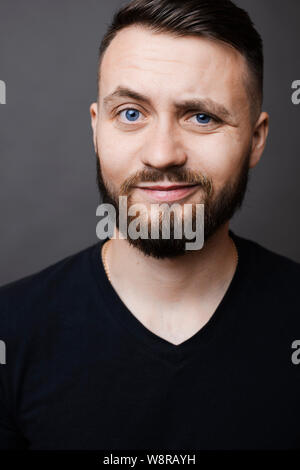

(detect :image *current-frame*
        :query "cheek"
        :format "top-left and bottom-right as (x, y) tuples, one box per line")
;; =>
(191, 131), (250, 190)
(97, 123), (134, 186)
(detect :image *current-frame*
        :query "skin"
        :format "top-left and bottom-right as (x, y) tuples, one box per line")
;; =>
(90, 25), (269, 346)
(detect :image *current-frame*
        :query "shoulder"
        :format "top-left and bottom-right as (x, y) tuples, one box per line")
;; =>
(232, 230), (300, 278)
(231, 230), (300, 313)
(0, 242), (100, 338)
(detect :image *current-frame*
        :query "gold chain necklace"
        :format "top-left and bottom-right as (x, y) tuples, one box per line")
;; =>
(101, 239), (112, 283)
(231, 236), (239, 269)
(101, 236), (239, 284)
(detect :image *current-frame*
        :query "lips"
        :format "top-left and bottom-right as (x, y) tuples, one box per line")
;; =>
(136, 184), (198, 190)
(134, 184), (200, 202)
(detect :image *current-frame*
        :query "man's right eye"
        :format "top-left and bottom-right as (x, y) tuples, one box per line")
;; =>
(117, 108), (143, 123)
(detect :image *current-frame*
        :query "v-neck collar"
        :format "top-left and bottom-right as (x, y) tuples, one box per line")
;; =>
(91, 229), (250, 367)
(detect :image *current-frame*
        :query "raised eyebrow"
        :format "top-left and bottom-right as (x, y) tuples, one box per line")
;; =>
(103, 87), (150, 109)
(103, 86), (233, 121)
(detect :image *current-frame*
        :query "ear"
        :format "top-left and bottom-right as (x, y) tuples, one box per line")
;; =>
(90, 102), (98, 152)
(249, 111), (269, 169)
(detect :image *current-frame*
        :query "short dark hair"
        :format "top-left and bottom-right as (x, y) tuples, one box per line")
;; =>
(97, 0), (263, 120)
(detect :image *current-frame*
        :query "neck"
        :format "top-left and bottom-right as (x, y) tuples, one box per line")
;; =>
(106, 222), (237, 306)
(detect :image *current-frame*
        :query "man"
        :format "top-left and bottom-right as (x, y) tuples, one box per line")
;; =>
(0, 0), (299, 451)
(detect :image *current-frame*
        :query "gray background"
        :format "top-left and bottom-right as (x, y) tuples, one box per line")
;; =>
(0, 0), (299, 286)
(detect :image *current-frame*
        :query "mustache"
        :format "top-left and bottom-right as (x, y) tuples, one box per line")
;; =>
(119, 168), (213, 196)
(94, 147), (213, 197)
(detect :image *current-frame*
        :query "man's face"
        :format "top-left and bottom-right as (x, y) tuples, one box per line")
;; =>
(91, 26), (267, 259)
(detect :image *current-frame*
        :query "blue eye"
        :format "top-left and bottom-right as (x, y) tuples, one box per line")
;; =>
(120, 108), (141, 122)
(195, 113), (211, 124)
(117, 108), (214, 126)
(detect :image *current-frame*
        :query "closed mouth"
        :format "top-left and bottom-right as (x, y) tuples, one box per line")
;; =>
(135, 184), (199, 191)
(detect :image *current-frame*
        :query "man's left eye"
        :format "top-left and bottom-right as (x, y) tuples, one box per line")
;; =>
(191, 113), (212, 125)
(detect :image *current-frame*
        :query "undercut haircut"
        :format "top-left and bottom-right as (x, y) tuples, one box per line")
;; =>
(97, 0), (264, 122)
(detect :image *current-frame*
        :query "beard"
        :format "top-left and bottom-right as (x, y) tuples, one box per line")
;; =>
(95, 146), (251, 259)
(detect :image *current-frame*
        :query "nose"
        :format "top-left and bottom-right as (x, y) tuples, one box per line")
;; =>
(140, 118), (187, 170)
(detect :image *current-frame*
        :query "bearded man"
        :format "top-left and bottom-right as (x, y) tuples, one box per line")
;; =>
(1, 0), (300, 451)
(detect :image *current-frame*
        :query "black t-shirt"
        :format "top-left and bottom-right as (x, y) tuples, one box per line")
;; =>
(0, 229), (300, 450)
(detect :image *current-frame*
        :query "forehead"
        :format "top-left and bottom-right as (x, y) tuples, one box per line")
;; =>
(99, 25), (249, 113)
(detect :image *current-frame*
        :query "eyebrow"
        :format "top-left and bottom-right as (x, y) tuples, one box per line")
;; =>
(102, 86), (235, 122)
